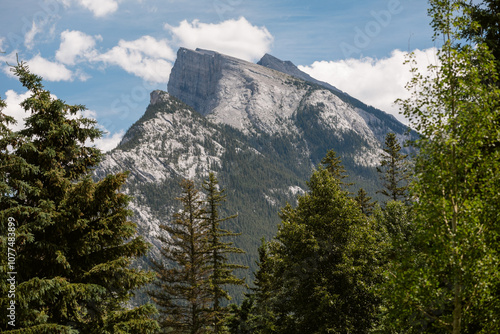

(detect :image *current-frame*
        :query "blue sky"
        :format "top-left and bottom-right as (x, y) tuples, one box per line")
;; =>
(1, 0), (436, 151)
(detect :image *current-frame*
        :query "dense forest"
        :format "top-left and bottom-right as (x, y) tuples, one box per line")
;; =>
(1, 0), (500, 333)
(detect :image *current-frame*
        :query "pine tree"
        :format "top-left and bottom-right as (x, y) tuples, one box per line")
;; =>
(202, 172), (247, 333)
(150, 179), (212, 333)
(376, 132), (410, 202)
(354, 188), (376, 216)
(0, 62), (159, 333)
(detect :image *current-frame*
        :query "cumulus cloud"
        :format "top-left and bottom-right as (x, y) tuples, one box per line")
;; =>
(2, 90), (32, 132)
(27, 55), (74, 82)
(96, 36), (175, 83)
(77, 0), (119, 17)
(56, 30), (101, 65)
(166, 17), (274, 62)
(298, 48), (439, 124)
(90, 130), (124, 152)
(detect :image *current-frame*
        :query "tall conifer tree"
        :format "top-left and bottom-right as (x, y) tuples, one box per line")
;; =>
(202, 172), (247, 333)
(376, 132), (410, 202)
(150, 179), (212, 333)
(355, 188), (376, 216)
(0, 62), (158, 333)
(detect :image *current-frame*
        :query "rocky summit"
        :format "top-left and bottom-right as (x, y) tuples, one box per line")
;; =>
(96, 47), (414, 299)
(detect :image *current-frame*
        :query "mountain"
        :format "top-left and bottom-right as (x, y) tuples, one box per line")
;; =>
(96, 47), (414, 301)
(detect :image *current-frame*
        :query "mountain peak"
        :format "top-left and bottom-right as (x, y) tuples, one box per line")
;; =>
(150, 90), (171, 106)
(257, 53), (342, 94)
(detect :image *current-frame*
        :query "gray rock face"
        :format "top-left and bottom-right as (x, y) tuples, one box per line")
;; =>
(257, 53), (342, 93)
(167, 48), (223, 116)
(150, 89), (171, 106)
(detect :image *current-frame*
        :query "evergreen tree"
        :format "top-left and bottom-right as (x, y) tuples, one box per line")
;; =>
(268, 166), (384, 333)
(203, 172), (247, 333)
(384, 1), (500, 332)
(0, 62), (158, 333)
(247, 239), (276, 334)
(320, 149), (351, 187)
(376, 132), (410, 202)
(150, 179), (211, 333)
(354, 188), (376, 216)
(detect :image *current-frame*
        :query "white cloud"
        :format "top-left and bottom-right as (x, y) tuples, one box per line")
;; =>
(2, 92), (123, 152)
(97, 36), (175, 83)
(24, 21), (43, 50)
(81, 109), (124, 152)
(2, 90), (32, 132)
(27, 55), (74, 81)
(56, 30), (100, 65)
(90, 130), (124, 152)
(298, 48), (439, 124)
(166, 17), (274, 62)
(77, 0), (118, 17)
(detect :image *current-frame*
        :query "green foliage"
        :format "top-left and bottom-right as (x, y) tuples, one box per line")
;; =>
(0, 62), (158, 333)
(376, 133), (410, 202)
(461, 0), (500, 73)
(355, 188), (377, 216)
(320, 149), (350, 186)
(384, 1), (500, 332)
(256, 160), (385, 334)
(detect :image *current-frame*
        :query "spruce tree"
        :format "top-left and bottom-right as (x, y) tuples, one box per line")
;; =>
(268, 165), (384, 333)
(0, 62), (158, 333)
(202, 172), (247, 333)
(149, 179), (211, 333)
(376, 132), (410, 202)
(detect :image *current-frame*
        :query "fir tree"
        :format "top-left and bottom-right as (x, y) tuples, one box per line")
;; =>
(0, 62), (158, 333)
(150, 179), (211, 334)
(354, 188), (376, 216)
(376, 132), (410, 202)
(202, 172), (247, 333)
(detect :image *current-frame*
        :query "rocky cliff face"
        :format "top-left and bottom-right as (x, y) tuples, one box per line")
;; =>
(167, 48), (223, 116)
